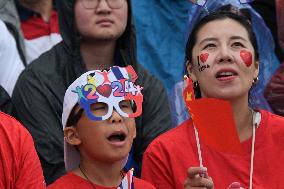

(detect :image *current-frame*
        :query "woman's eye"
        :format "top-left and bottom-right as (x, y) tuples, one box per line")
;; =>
(203, 43), (216, 50)
(232, 42), (244, 47)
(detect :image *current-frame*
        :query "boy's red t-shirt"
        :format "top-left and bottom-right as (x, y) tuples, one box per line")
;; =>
(0, 112), (45, 189)
(48, 172), (156, 189)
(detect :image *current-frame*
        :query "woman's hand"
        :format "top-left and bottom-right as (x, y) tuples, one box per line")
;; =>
(184, 167), (214, 189)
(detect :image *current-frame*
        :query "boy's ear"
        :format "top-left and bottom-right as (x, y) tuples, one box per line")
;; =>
(64, 127), (81, 146)
(186, 60), (197, 82)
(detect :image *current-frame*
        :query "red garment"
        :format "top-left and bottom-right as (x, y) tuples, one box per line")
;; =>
(0, 112), (45, 189)
(47, 172), (156, 189)
(142, 110), (284, 189)
(20, 10), (62, 63)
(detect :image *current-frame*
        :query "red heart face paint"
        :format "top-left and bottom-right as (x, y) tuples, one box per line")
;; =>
(240, 50), (252, 67)
(199, 53), (209, 63)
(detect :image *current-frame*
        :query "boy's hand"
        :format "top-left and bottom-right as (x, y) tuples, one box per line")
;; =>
(184, 167), (214, 189)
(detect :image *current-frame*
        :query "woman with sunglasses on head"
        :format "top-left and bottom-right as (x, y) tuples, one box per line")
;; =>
(141, 5), (284, 189)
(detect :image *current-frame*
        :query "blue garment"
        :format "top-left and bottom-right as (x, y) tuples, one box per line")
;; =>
(132, 0), (192, 92)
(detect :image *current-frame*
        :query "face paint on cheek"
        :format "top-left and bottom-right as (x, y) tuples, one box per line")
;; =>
(199, 53), (209, 64)
(199, 65), (210, 72)
(240, 50), (253, 67)
(197, 54), (210, 72)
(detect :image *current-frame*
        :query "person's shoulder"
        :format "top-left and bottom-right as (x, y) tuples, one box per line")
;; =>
(133, 177), (156, 189)
(15, 43), (66, 87)
(145, 119), (193, 152)
(260, 109), (284, 124)
(0, 112), (34, 149)
(259, 109), (284, 136)
(135, 64), (157, 81)
(22, 42), (65, 75)
(135, 64), (163, 87)
(0, 112), (28, 134)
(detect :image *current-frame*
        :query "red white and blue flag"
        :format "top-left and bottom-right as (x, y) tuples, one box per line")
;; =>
(118, 169), (134, 189)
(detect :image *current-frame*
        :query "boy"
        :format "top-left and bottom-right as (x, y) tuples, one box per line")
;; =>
(48, 66), (155, 189)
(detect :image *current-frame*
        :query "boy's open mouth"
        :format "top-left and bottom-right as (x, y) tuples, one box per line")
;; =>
(107, 132), (126, 142)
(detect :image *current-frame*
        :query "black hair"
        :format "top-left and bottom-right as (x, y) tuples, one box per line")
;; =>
(185, 5), (259, 98)
(66, 104), (83, 127)
(186, 5), (259, 62)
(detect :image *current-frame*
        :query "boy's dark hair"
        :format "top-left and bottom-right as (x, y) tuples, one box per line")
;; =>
(66, 104), (83, 127)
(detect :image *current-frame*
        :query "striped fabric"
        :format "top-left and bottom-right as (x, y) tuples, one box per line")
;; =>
(118, 169), (134, 189)
(20, 10), (62, 63)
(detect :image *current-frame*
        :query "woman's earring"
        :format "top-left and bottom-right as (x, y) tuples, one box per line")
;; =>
(184, 74), (198, 88)
(253, 76), (259, 84)
(193, 81), (199, 88)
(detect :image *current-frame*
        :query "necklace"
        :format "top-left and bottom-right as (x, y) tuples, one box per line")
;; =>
(79, 164), (124, 189)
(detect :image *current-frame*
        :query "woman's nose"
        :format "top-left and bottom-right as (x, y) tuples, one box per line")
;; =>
(217, 46), (233, 64)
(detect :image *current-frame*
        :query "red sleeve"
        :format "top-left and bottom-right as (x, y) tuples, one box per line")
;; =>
(141, 141), (175, 189)
(0, 113), (45, 189)
(15, 129), (46, 189)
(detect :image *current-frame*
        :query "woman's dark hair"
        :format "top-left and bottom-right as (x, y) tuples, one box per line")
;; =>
(185, 5), (259, 99)
(185, 5), (259, 62)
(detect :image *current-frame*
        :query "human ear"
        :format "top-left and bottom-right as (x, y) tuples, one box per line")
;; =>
(186, 60), (197, 82)
(64, 127), (82, 146)
(253, 60), (260, 79)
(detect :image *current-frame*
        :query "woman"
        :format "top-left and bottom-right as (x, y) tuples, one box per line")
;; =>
(141, 5), (284, 189)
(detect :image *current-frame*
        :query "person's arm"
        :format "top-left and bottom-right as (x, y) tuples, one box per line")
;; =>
(0, 20), (25, 96)
(15, 125), (46, 189)
(134, 64), (172, 175)
(12, 68), (66, 185)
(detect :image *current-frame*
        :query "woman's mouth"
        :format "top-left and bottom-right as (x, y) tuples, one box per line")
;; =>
(215, 70), (238, 81)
